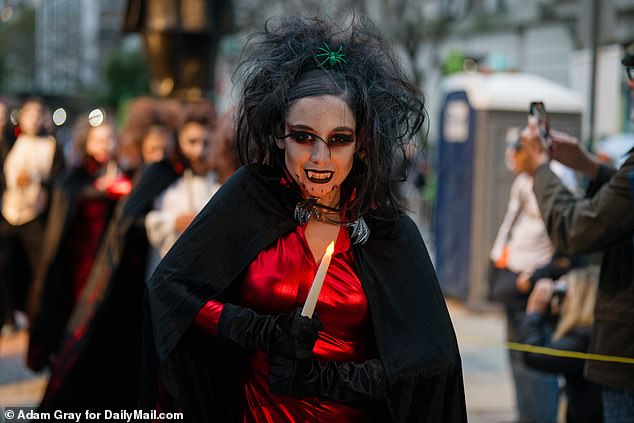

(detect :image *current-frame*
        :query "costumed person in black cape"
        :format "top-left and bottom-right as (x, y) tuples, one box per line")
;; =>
(27, 110), (182, 413)
(145, 100), (220, 279)
(118, 97), (178, 179)
(27, 114), (130, 371)
(141, 16), (466, 422)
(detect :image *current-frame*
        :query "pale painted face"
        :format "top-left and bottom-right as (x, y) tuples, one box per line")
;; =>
(178, 122), (211, 175)
(85, 124), (116, 164)
(276, 95), (356, 208)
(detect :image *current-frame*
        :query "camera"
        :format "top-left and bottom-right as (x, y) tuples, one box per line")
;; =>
(529, 101), (551, 149)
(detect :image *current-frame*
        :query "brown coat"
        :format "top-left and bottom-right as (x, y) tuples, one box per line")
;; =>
(533, 152), (634, 391)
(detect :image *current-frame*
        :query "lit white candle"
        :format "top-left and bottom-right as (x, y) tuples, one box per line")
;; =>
(301, 241), (335, 318)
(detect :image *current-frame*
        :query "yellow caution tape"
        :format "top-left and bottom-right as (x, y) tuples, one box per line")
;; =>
(506, 342), (634, 365)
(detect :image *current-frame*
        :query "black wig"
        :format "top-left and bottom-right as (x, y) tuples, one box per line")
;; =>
(234, 15), (426, 220)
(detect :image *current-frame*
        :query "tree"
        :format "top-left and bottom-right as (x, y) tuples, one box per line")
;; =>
(380, 0), (455, 88)
(232, 0), (362, 30)
(0, 5), (36, 93)
(99, 44), (151, 109)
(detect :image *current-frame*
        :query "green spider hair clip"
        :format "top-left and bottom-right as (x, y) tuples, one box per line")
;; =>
(315, 42), (347, 68)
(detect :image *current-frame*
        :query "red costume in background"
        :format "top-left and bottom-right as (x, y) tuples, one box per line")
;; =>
(67, 198), (110, 300)
(195, 224), (371, 422)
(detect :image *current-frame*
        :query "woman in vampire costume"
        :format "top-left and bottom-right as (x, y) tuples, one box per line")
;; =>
(141, 16), (466, 422)
(27, 116), (130, 373)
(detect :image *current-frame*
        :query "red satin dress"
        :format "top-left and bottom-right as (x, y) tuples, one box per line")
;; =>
(195, 224), (372, 423)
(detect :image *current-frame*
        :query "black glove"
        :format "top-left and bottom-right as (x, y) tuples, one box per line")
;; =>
(268, 355), (389, 401)
(216, 304), (321, 359)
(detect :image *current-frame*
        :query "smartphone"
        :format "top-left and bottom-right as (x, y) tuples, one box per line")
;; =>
(529, 101), (551, 149)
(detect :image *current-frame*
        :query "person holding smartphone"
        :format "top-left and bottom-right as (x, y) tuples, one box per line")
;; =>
(520, 44), (634, 423)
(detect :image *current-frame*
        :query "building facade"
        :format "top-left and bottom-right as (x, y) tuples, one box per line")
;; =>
(35, 0), (126, 95)
(362, 0), (634, 141)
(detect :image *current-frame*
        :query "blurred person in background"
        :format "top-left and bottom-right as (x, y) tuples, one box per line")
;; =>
(0, 97), (8, 223)
(26, 115), (130, 372)
(399, 142), (428, 232)
(519, 265), (603, 423)
(0, 97), (9, 159)
(145, 100), (220, 277)
(209, 106), (240, 184)
(26, 99), (211, 413)
(520, 44), (634, 423)
(0, 97), (64, 334)
(0, 97), (10, 331)
(0, 97), (8, 201)
(118, 97), (177, 178)
(490, 129), (580, 423)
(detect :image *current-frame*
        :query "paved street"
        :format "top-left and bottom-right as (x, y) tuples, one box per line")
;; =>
(0, 300), (517, 422)
(450, 300), (517, 423)
(0, 330), (47, 409)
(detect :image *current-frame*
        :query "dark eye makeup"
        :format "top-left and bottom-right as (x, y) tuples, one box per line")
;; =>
(281, 131), (354, 147)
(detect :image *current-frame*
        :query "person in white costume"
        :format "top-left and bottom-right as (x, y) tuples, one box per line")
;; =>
(0, 97), (64, 332)
(145, 102), (220, 277)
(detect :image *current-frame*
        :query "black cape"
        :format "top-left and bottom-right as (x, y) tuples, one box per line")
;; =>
(33, 159), (181, 411)
(142, 164), (467, 422)
(27, 163), (118, 371)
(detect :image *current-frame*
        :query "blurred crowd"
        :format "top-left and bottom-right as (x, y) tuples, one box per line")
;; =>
(0, 95), (239, 409)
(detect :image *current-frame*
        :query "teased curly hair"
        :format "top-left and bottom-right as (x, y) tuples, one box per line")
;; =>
(235, 15), (426, 220)
(180, 100), (216, 129)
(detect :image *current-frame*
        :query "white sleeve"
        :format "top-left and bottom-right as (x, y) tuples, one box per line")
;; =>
(145, 190), (180, 258)
(490, 175), (523, 261)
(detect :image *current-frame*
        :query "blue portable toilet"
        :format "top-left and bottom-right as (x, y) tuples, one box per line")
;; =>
(433, 72), (583, 304)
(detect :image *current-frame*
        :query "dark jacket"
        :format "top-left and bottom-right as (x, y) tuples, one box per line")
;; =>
(533, 152), (634, 391)
(141, 164), (467, 422)
(519, 313), (603, 423)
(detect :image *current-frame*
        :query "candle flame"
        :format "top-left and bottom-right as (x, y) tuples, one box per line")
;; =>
(325, 240), (335, 255)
